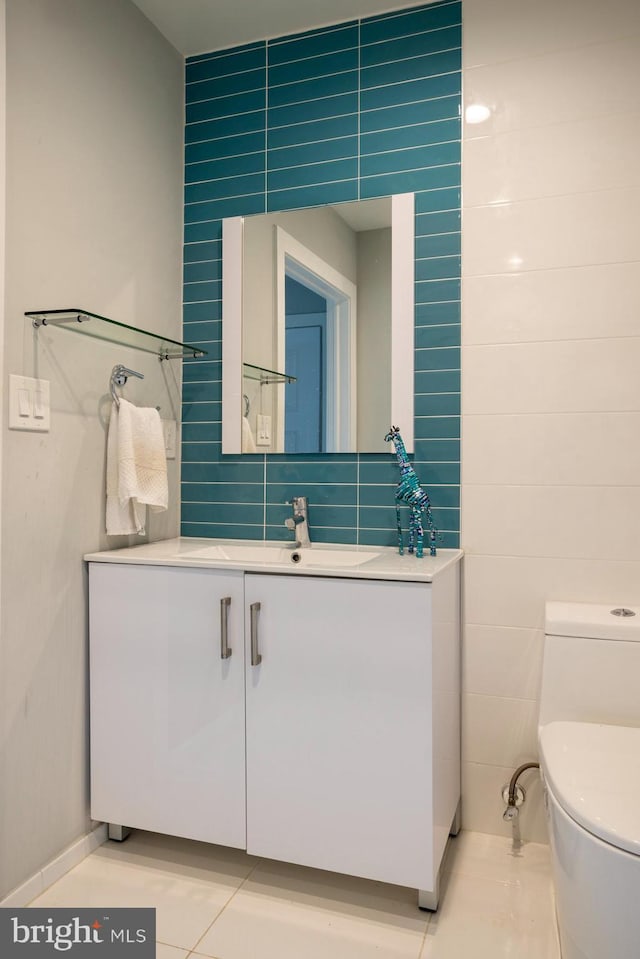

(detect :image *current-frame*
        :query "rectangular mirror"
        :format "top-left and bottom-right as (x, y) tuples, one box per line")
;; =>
(222, 193), (414, 455)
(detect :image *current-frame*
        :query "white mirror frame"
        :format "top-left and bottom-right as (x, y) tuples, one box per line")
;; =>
(222, 192), (414, 455)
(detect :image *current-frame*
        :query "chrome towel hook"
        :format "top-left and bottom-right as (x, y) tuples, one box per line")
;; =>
(110, 364), (144, 408)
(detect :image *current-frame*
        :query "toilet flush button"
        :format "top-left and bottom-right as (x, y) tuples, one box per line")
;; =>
(611, 608), (636, 617)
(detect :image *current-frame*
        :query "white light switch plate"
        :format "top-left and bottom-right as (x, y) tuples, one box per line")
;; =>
(257, 414), (271, 445)
(162, 419), (177, 459)
(9, 375), (50, 431)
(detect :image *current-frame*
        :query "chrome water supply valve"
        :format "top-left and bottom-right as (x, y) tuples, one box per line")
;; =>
(501, 762), (540, 822)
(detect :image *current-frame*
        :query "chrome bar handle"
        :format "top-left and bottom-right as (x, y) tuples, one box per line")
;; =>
(250, 602), (262, 666)
(220, 596), (232, 660)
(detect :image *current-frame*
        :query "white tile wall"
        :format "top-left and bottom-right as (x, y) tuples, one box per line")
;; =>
(463, 339), (640, 414)
(461, 0), (640, 840)
(464, 555), (640, 629)
(464, 189), (640, 276)
(463, 262), (640, 344)
(463, 413), (640, 487)
(463, 624), (543, 700)
(463, 485), (640, 560)
(463, 0), (640, 67)
(462, 693), (539, 766)
(464, 36), (640, 134)
(464, 114), (640, 207)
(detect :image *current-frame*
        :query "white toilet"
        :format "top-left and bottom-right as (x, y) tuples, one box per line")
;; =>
(539, 601), (640, 959)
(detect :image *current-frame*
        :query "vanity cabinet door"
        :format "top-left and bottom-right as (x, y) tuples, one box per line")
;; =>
(244, 573), (435, 890)
(89, 563), (246, 848)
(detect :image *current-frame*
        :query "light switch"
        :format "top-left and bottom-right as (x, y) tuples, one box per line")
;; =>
(162, 419), (177, 459)
(18, 389), (31, 418)
(257, 414), (271, 446)
(34, 390), (46, 419)
(9, 375), (50, 431)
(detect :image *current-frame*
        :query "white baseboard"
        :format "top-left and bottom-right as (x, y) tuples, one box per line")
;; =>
(0, 823), (108, 907)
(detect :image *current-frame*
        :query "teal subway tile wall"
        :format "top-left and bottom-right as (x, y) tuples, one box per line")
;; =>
(181, 0), (461, 548)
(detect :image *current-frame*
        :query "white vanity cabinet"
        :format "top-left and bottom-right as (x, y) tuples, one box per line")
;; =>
(244, 573), (459, 895)
(88, 548), (460, 907)
(89, 563), (246, 848)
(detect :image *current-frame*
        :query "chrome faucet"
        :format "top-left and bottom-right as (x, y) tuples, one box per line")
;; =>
(284, 496), (311, 548)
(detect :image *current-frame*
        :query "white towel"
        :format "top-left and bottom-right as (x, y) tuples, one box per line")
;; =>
(106, 398), (168, 536)
(242, 415), (257, 453)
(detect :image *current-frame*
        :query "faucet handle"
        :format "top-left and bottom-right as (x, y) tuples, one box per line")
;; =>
(284, 517), (296, 531)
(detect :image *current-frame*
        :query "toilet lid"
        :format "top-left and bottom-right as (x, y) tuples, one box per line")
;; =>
(540, 721), (640, 857)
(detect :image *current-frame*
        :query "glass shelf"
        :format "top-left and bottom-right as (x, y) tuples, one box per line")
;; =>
(25, 308), (208, 360)
(243, 362), (296, 385)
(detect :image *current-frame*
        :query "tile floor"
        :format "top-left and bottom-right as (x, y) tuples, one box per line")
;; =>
(29, 829), (560, 958)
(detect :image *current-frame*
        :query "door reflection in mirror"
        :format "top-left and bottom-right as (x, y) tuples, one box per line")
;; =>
(221, 193), (415, 455)
(284, 276), (326, 453)
(276, 229), (357, 453)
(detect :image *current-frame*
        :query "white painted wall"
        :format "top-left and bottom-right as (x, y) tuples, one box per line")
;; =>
(356, 228), (391, 451)
(461, 0), (640, 841)
(0, 0), (183, 898)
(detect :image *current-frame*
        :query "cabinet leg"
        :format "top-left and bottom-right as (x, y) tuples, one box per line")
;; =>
(108, 824), (132, 842)
(449, 798), (462, 837)
(418, 874), (439, 912)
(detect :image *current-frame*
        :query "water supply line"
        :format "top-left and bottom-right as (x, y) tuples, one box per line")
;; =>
(502, 762), (540, 822)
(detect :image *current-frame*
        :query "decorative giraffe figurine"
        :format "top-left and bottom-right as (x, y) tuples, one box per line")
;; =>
(384, 425), (438, 558)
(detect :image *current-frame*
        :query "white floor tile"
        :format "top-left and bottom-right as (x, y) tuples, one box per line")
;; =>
(25, 829), (560, 959)
(156, 945), (190, 959)
(444, 830), (553, 888)
(194, 858), (430, 959)
(29, 831), (259, 951)
(420, 863), (559, 958)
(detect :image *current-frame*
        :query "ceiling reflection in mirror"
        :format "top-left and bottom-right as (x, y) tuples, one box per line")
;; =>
(222, 193), (414, 455)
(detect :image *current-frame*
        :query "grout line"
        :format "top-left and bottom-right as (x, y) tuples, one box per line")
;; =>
(188, 857), (264, 956)
(417, 909), (432, 958)
(356, 454), (361, 544)
(262, 456), (267, 536)
(357, 17), (361, 197)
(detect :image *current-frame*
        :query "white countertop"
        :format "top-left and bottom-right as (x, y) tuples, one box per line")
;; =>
(85, 537), (463, 583)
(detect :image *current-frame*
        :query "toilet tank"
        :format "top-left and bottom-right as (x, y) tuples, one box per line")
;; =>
(540, 602), (640, 729)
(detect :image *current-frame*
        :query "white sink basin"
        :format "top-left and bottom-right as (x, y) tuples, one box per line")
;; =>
(185, 544), (288, 563)
(181, 542), (380, 569)
(294, 547), (379, 568)
(179, 545), (229, 560)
